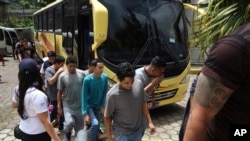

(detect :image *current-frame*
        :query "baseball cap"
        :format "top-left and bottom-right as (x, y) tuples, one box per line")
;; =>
(19, 58), (39, 73)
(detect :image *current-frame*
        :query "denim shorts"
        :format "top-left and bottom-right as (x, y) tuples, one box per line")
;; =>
(114, 129), (143, 141)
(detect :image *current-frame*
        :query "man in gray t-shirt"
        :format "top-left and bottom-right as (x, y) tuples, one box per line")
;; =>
(45, 55), (65, 129)
(135, 56), (166, 105)
(57, 56), (85, 141)
(135, 56), (166, 134)
(104, 62), (155, 141)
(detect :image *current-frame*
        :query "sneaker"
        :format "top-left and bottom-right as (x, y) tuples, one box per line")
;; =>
(99, 128), (104, 134)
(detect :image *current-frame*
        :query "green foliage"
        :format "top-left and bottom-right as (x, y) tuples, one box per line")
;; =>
(191, 0), (250, 56)
(8, 0), (48, 9)
(0, 16), (33, 27)
(1, 0), (49, 27)
(20, 0), (31, 8)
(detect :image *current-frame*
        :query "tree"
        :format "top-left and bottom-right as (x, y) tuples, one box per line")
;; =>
(190, 0), (250, 56)
(0, 0), (51, 27)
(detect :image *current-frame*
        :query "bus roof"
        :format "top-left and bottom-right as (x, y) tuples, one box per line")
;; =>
(33, 0), (65, 15)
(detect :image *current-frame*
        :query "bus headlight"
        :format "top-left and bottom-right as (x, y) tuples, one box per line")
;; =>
(108, 79), (116, 90)
(180, 75), (189, 84)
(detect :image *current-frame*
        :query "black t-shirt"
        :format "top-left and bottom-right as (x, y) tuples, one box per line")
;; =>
(15, 43), (22, 51)
(202, 23), (250, 141)
(18, 46), (36, 59)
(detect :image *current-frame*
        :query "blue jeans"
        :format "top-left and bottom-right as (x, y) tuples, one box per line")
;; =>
(88, 107), (101, 141)
(114, 129), (143, 141)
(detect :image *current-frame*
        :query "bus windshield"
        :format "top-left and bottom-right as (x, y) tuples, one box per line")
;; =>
(97, 0), (188, 70)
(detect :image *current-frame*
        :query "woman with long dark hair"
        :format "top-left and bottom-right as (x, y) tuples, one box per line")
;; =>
(12, 58), (61, 141)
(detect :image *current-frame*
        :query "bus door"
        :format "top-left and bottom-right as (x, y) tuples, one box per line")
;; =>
(62, 16), (75, 56)
(62, 1), (76, 60)
(77, 3), (94, 70)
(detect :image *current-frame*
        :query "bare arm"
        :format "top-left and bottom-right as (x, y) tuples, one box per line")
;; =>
(143, 101), (156, 134)
(144, 74), (164, 93)
(48, 67), (64, 85)
(183, 73), (233, 141)
(40, 73), (45, 81)
(57, 90), (63, 116)
(144, 82), (156, 93)
(18, 53), (22, 62)
(104, 116), (114, 141)
(144, 74), (164, 108)
(37, 112), (61, 141)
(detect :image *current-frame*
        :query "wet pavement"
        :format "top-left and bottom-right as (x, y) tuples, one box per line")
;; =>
(0, 56), (192, 141)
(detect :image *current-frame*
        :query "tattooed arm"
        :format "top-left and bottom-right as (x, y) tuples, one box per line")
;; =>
(183, 73), (233, 141)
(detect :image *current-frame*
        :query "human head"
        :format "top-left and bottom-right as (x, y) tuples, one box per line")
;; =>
(19, 58), (40, 74)
(36, 58), (44, 70)
(53, 55), (65, 69)
(18, 58), (43, 119)
(22, 39), (29, 48)
(87, 59), (96, 74)
(148, 56), (166, 77)
(19, 39), (23, 43)
(91, 58), (104, 77)
(66, 55), (77, 74)
(47, 51), (56, 64)
(116, 62), (135, 90)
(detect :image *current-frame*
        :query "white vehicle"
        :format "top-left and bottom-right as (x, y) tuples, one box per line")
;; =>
(0, 27), (7, 56)
(5, 27), (19, 54)
(0, 26), (17, 56)
(0, 26), (33, 56)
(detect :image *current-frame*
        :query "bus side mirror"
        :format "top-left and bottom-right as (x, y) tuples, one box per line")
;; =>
(90, 0), (108, 51)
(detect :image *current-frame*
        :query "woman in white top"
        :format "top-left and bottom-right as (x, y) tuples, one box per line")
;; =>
(12, 58), (61, 141)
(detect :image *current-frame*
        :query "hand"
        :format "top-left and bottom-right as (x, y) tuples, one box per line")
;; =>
(84, 115), (90, 125)
(57, 67), (64, 73)
(106, 137), (114, 141)
(149, 122), (156, 135)
(52, 137), (61, 141)
(152, 74), (164, 86)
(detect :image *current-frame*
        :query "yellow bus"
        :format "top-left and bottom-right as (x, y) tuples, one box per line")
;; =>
(33, 0), (190, 109)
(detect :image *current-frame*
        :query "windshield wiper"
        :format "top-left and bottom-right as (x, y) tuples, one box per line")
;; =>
(133, 0), (180, 66)
(133, 22), (152, 66)
(152, 19), (179, 66)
